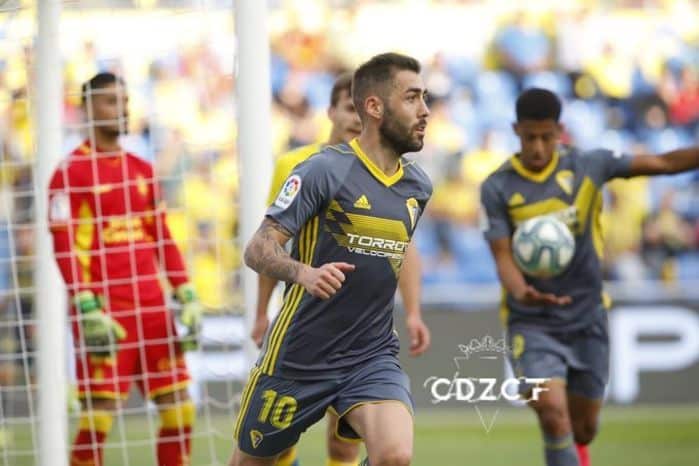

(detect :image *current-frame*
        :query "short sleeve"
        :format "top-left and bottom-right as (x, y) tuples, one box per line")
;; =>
(480, 178), (512, 241)
(584, 149), (633, 184)
(266, 157), (295, 206)
(266, 157), (332, 236)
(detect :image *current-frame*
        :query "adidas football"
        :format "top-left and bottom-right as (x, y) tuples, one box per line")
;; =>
(512, 215), (575, 279)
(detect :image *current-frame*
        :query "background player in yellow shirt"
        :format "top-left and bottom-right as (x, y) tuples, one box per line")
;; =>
(252, 72), (431, 466)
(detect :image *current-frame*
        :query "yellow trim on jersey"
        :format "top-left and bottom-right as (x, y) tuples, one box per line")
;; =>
(509, 198), (569, 225)
(268, 217), (319, 374)
(510, 151), (560, 183)
(260, 216), (320, 375)
(267, 143), (323, 205)
(233, 366), (262, 440)
(349, 139), (404, 187)
(75, 201), (95, 283)
(261, 284), (303, 374)
(508, 176), (600, 238)
(573, 177), (597, 235)
(590, 188), (605, 259)
(259, 222), (308, 374)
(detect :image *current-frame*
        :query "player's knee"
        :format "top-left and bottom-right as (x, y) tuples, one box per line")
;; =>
(328, 436), (360, 462)
(534, 403), (570, 437)
(572, 420), (598, 445)
(372, 446), (412, 466)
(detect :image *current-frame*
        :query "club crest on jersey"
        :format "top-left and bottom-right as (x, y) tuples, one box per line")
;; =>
(406, 198), (420, 230)
(274, 174), (302, 210)
(556, 170), (574, 196)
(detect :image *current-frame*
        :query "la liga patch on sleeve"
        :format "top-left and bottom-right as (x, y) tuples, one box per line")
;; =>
(274, 174), (302, 210)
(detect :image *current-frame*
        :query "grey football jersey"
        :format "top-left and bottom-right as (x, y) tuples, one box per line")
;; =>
(480, 146), (633, 331)
(260, 139), (432, 379)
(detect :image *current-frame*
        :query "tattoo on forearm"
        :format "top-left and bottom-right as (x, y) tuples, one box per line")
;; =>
(244, 219), (301, 283)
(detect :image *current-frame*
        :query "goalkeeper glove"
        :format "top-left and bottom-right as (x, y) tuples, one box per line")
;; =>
(75, 291), (126, 357)
(175, 283), (203, 351)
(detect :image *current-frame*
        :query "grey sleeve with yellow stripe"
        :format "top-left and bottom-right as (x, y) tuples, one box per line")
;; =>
(266, 156), (333, 237)
(480, 177), (513, 241)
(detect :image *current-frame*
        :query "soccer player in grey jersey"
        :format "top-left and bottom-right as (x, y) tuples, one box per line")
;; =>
(229, 53), (432, 466)
(481, 88), (699, 466)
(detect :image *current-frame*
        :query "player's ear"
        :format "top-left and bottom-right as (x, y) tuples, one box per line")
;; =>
(512, 122), (520, 137)
(365, 95), (383, 120)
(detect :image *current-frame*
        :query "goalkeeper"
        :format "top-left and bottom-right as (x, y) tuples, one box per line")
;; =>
(48, 72), (202, 466)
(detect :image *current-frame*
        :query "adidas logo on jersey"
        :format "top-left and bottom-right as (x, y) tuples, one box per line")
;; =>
(250, 429), (264, 448)
(354, 194), (372, 210)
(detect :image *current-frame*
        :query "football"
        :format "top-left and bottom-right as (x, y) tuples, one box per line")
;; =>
(512, 215), (575, 279)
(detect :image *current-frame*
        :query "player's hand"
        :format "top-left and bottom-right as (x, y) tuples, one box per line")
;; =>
(405, 314), (431, 357)
(515, 285), (572, 307)
(251, 315), (269, 348)
(175, 283), (203, 351)
(297, 262), (355, 300)
(76, 291), (126, 357)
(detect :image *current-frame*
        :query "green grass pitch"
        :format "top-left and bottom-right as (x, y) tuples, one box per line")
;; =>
(5, 405), (699, 465)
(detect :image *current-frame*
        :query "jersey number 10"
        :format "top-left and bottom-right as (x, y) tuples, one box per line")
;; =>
(257, 390), (298, 429)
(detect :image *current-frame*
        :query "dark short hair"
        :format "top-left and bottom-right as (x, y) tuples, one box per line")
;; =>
(81, 72), (124, 106)
(351, 52), (421, 119)
(516, 88), (562, 122)
(329, 72), (353, 108)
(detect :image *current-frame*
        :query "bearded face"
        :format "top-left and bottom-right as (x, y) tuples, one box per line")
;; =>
(379, 104), (425, 155)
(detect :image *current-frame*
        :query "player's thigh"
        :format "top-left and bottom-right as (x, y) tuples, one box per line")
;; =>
(529, 379), (572, 436)
(228, 446), (278, 466)
(567, 315), (609, 401)
(234, 367), (334, 458)
(333, 356), (413, 461)
(342, 401), (413, 464)
(326, 409), (361, 461)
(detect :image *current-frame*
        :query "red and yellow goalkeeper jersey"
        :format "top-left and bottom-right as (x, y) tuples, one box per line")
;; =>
(48, 141), (188, 307)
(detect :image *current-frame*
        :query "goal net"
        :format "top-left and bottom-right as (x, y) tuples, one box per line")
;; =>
(0, 1), (260, 465)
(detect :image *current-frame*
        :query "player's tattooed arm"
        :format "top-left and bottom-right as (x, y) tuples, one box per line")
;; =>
(245, 218), (356, 299)
(244, 217), (300, 283)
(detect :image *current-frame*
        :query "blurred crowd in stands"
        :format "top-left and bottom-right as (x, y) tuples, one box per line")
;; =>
(0, 0), (697, 326)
